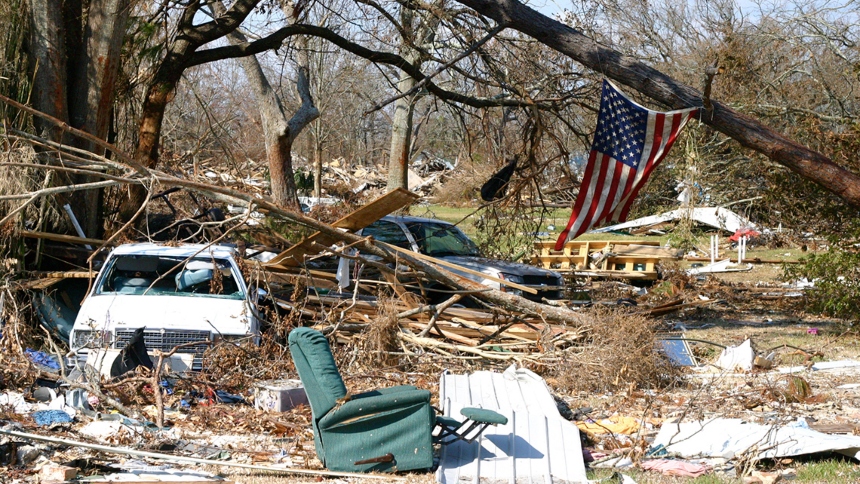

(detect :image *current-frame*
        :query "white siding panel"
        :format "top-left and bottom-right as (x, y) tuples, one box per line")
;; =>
(437, 367), (587, 484)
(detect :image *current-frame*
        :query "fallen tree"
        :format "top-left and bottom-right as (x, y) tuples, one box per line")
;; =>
(453, 0), (860, 208)
(0, 95), (588, 328)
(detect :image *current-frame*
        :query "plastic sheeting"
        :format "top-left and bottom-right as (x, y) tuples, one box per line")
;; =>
(653, 418), (860, 460)
(591, 207), (755, 234)
(714, 339), (755, 371)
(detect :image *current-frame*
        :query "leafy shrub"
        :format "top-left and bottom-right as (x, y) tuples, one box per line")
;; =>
(784, 242), (860, 320)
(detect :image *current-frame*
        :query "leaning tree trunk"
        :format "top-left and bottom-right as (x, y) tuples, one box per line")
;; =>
(117, 0), (262, 222)
(119, 55), (188, 221)
(455, 0), (860, 208)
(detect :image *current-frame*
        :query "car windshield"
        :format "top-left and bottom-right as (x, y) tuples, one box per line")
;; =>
(96, 255), (244, 299)
(405, 221), (481, 257)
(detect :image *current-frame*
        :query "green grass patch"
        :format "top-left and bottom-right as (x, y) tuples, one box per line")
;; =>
(795, 458), (860, 483)
(587, 458), (860, 483)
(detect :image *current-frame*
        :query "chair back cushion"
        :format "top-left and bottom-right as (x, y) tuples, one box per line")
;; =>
(288, 327), (348, 418)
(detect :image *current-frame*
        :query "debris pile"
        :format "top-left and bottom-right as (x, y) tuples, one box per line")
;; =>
(2, 101), (858, 483)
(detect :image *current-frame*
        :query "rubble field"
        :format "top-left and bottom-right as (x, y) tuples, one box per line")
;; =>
(3, 256), (860, 484)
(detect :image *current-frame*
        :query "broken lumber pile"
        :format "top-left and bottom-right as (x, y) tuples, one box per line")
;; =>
(532, 240), (682, 280)
(271, 292), (587, 363)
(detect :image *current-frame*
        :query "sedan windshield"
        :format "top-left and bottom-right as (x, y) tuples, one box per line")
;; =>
(96, 255), (244, 299)
(405, 222), (481, 257)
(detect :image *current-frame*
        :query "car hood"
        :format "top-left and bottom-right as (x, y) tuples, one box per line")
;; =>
(74, 294), (252, 334)
(438, 255), (560, 279)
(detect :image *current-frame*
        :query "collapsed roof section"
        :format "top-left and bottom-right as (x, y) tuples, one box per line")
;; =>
(590, 207), (756, 235)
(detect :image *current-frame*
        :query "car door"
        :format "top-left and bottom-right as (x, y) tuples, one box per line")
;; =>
(353, 220), (420, 291)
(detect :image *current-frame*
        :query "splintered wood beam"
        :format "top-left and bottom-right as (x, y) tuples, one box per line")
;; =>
(19, 230), (111, 247)
(264, 188), (419, 268)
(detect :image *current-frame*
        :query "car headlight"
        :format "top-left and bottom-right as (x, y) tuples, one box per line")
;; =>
(499, 273), (524, 284)
(498, 273), (524, 295)
(72, 330), (113, 349)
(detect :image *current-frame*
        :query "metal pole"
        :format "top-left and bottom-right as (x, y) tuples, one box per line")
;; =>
(63, 203), (93, 251)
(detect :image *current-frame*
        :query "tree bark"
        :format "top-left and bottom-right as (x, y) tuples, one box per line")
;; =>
(454, 0), (860, 208)
(313, 134), (323, 198)
(219, 0), (318, 211)
(119, 0), (264, 221)
(386, 4), (444, 192)
(386, 74), (417, 191)
(68, 0), (131, 237)
(28, 0), (68, 143)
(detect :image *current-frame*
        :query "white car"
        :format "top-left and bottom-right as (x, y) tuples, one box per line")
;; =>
(69, 243), (260, 371)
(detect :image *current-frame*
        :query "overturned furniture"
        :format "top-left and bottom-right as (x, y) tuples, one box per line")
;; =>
(288, 327), (507, 473)
(532, 240), (681, 280)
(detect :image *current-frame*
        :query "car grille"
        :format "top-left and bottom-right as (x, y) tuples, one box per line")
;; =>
(521, 275), (564, 301)
(114, 329), (211, 357)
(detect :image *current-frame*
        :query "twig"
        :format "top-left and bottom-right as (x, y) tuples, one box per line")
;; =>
(151, 340), (213, 428)
(0, 93), (139, 169)
(702, 61), (722, 111)
(418, 294), (463, 337)
(88, 178), (154, 263)
(364, 24), (509, 114)
(0, 180), (120, 225)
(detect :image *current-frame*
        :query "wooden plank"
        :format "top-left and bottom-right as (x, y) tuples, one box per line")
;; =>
(379, 242), (538, 295)
(19, 278), (63, 290)
(19, 230), (109, 247)
(18, 271), (95, 290)
(613, 245), (682, 258)
(265, 188), (419, 268)
(572, 270), (651, 279)
(406, 322), (478, 346)
(533, 240), (659, 250)
(31, 271), (94, 278)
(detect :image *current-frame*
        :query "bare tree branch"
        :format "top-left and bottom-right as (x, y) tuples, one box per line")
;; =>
(187, 24), (545, 109)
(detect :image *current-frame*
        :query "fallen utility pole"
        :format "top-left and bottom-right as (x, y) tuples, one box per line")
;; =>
(0, 428), (400, 481)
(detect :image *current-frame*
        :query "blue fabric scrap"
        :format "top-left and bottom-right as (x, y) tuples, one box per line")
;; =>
(32, 409), (73, 426)
(215, 390), (246, 404)
(26, 349), (61, 370)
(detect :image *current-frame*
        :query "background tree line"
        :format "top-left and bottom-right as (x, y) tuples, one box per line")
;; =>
(0, 0), (857, 242)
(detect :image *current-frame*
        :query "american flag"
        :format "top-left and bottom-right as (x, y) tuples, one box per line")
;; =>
(555, 80), (698, 250)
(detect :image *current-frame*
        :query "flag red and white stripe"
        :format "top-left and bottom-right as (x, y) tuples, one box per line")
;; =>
(555, 80), (698, 250)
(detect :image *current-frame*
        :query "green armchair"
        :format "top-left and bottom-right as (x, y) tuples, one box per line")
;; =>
(288, 327), (435, 472)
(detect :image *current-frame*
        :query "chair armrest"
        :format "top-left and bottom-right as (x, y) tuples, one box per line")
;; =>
(320, 389), (430, 430)
(352, 385), (418, 399)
